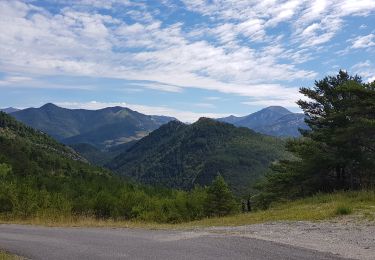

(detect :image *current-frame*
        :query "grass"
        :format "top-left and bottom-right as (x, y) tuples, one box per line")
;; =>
(0, 251), (23, 260)
(1, 191), (374, 229)
(180, 190), (375, 228)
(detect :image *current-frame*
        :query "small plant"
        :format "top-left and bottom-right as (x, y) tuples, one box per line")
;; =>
(335, 205), (352, 216)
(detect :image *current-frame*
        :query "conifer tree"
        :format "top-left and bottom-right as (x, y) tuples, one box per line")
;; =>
(255, 71), (375, 207)
(205, 175), (237, 217)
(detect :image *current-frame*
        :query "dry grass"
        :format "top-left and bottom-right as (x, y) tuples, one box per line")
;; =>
(0, 251), (23, 260)
(184, 190), (375, 227)
(1, 191), (374, 230)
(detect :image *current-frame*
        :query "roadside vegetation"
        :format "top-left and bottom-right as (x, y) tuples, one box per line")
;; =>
(189, 190), (375, 227)
(2, 190), (374, 229)
(0, 251), (23, 260)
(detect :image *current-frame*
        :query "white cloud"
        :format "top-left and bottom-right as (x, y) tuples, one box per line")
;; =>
(0, 0), (316, 107)
(182, 0), (375, 49)
(131, 82), (183, 93)
(193, 103), (216, 108)
(0, 74), (94, 90)
(242, 99), (299, 108)
(350, 34), (375, 49)
(205, 96), (221, 100)
(0, 0), (375, 110)
(351, 60), (375, 82)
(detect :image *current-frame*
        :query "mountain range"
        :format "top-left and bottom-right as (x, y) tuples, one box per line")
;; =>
(2, 104), (295, 195)
(10, 103), (175, 149)
(218, 106), (308, 137)
(0, 107), (20, 113)
(107, 118), (287, 195)
(4, 104), (306, 172)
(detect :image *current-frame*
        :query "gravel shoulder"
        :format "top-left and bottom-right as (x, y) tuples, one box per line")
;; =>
(202, 220), (375, 260)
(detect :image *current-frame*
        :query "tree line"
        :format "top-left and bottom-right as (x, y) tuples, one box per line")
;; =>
(0, 161), (238, 223)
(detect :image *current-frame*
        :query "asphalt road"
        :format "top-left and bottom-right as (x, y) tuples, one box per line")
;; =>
(0, 224), (347, 260)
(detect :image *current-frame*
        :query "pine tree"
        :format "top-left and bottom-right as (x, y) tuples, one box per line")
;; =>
(297, 70), (375, 189)
(205, 175), (237, 217)
(255, 71), (375, 208)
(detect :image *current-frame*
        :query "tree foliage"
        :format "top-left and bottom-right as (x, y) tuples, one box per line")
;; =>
(205, 175), (237, 217)
(255, 71), (375, 207)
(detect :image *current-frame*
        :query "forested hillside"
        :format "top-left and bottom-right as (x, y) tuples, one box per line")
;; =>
(0, 112), (238, 222)
(108, 118), (287, 195)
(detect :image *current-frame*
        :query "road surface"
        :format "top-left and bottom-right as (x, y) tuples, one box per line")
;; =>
(0, 224), (347, 260)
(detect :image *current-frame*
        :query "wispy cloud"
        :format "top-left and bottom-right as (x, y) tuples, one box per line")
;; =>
(350, 34), (375, 49)
(0, 0), (375, 116)
(351, 60), (375, 82)
(0, 0), (314, 101)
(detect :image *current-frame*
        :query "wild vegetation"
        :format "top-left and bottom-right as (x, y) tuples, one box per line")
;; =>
(255, 71), (375, 208)
(2, 190), (374, 228)
(0, 112), (240, 223)
(0, 250), (22, 260)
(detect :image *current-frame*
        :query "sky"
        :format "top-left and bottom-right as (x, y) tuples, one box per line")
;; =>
(0, 0), (374, 122)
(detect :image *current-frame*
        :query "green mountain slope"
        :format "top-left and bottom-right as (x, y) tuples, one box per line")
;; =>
(108, 118), (287, 195)
(0, 112), (86, 166)
(0, 112), (116, 217)
(11, 103), (175, 148)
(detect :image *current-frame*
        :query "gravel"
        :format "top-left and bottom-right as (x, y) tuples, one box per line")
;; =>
(203, 220), (375, 260)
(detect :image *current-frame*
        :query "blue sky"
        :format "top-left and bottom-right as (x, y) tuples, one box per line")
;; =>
(0, 0), (374, 121)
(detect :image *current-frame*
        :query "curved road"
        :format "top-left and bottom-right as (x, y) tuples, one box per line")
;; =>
(0, 224), (347, 260)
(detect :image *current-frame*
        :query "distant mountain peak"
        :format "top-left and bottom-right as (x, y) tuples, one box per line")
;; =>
(217, 106), (307, 137)
(261, 106), (292, 114)
(102, 106), (128, 113)
(0, 107), (20, 114)
(40, 103), (60, 110)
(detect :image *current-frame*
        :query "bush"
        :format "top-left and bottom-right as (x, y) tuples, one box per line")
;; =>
(335, 205), (352, 215)
(0, 195), (13, 213)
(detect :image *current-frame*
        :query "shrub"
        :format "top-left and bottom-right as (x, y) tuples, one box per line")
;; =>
(335, 205), (352, 215)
